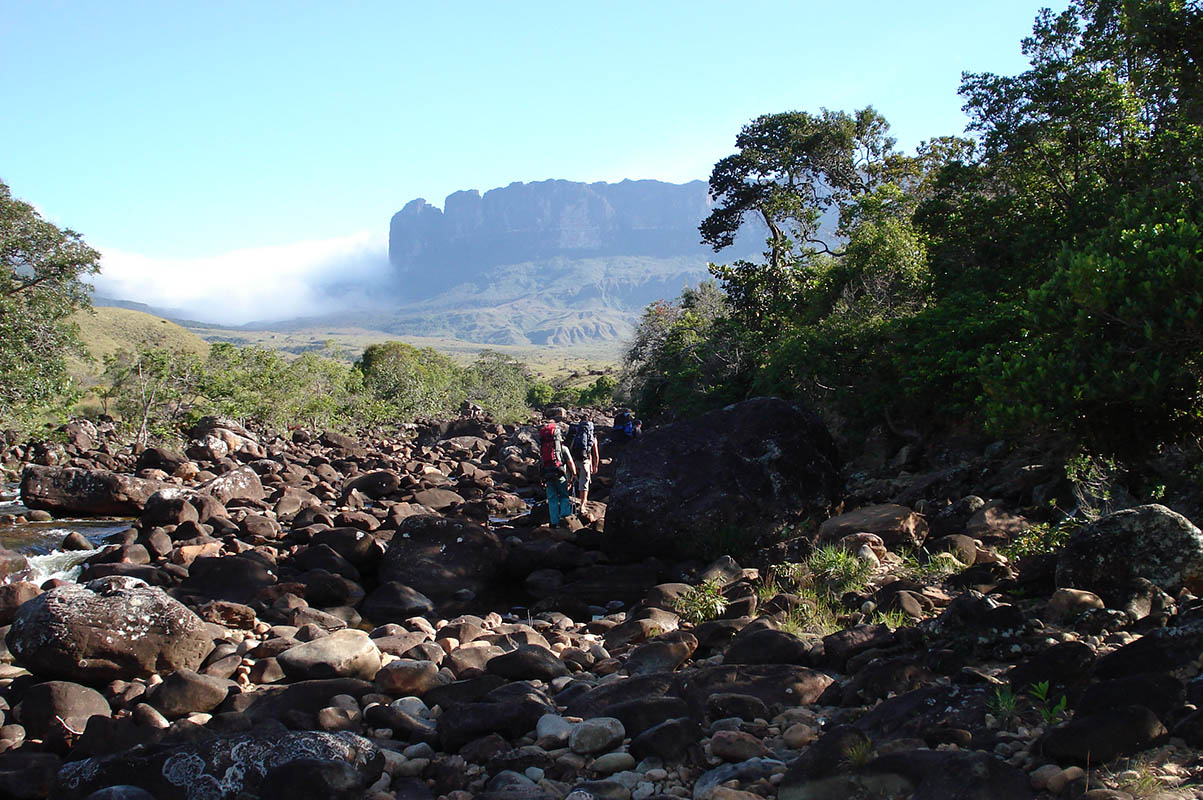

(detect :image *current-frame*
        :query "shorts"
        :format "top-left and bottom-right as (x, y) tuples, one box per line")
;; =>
(576, 459), (593, 495)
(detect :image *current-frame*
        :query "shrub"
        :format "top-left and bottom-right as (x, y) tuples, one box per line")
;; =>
(673, 579), (730, 624)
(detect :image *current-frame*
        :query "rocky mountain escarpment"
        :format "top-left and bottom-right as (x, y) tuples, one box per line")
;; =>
(0, 402), (1202, 798)
(389, 180), (718, 300)
(375, 179), (764, 348)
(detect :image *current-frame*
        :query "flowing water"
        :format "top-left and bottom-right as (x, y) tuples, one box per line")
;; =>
(0, 482), (132, 583)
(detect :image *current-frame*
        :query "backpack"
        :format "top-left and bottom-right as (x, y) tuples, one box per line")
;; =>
(539, 422), (564, 477)
(568, 420), (594, 458)
(614, 411), (635, 438)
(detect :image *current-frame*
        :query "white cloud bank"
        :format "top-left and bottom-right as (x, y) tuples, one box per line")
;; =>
(91, 231), (396, 326)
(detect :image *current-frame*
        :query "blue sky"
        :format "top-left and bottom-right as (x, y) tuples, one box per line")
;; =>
(2, 0), (1054, 322)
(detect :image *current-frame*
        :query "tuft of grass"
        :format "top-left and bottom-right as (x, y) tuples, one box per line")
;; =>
(897, 547), (966, 581)
(841, 737), (875, 770)
(779, 588), (842, 637)
(808, 544), (875, 597)
(755, 575), (783, 604)
(1109, 758), (1168, 799)
(673, 578), (730, 625)
(871, 608), (911, 630)
(989, 685), (1018, 728)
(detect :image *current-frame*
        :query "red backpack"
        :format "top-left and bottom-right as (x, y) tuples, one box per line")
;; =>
(539, 422), (565, 478)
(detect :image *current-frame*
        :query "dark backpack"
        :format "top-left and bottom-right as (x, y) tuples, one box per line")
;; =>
(568, 420), (594, 458)
(539, 422), (564, 477)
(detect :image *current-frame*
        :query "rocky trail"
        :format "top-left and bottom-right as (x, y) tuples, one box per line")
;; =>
(0, 398), (1201, 800)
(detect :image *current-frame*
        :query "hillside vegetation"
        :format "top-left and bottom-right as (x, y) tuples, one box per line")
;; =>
(72, 306), (209, 373)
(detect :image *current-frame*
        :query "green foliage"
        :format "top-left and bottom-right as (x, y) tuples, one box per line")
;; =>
(102, 347), (205, 445)
(982, 189), (1203, 455)
(990, 685), (1019, 727)
(357, 340), (462, 419)
(840, 737), (875, 770)
(527, 381), (555, 407)
(461, 350), (533, 423)
(1000, 520), (1079, 562)
(1028, 680), (1069, 724)
(871, 608), (911, 631)
(896, 547), (966, 581)
(621, 282), (754, 420)
(633, 0), (1203, 459)
(807, 544), (875, 597)
(673, 579), (730, 625)
(778, 589), (842, 637)
(578, 374), (617, 407)
(0, 180), (100, 430)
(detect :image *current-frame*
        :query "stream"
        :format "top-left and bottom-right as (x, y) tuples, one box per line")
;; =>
(0, 482), (132, 583)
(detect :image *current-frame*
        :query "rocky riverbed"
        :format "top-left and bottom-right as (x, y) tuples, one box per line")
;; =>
(0, 403), (1202, 800)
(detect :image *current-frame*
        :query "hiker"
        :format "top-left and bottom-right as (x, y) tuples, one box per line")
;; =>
(567, 417), (600, 511)
(539, 420), (577, 527)
(612, 409), (641, 443)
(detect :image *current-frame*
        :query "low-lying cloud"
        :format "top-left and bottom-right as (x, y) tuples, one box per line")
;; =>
(91, 231), (396, 326)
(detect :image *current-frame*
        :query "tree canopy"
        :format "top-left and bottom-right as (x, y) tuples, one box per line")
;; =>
(0, 179), (100, 428)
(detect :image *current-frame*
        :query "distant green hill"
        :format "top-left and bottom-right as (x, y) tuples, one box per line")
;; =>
(72, 306), (210, 377)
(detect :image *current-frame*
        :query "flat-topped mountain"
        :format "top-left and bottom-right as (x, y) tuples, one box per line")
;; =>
(389, 179), (720, 299)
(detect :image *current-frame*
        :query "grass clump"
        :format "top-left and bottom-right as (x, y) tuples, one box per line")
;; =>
(673, 578), (730, 624)
(808, 544), (875, 596)
(779, 589), (842, 637)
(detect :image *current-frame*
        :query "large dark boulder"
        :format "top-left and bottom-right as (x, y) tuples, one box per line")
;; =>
(53, 730), (378, 800)
(379, 516), (507, 608)
(6, 576), (213, 683)
(20, 465), (166, 516)
(604, 397), (839, 558)
(1056, 505), (1203, 602)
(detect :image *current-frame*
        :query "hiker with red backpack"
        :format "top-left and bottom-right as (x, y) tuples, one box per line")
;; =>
(539, 421), (577, 527)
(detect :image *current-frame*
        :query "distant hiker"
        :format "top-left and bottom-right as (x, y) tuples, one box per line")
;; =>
(612, 409), (641, 443)
(567, 417), (600, 511)
(539, 420), (577, 527)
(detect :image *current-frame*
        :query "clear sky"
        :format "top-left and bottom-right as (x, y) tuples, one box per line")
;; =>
(2, 0), (1055, 322)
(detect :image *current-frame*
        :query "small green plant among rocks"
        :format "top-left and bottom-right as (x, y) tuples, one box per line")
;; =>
(807, 544), (875, 596)
(779, 589), (842, 637)
(990, 685), (1019, 727)
(841, 737), (875, 770)
(1028, 680), (1069, 724)
(673, 578), (730, 624)
(1001, 521), (1079, 561)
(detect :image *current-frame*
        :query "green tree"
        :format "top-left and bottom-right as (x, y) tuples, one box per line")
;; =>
(462, 350), (532, 422)
(102, 346), (204, 445)
(357, 340), (461, 419)
(0, 180), (100, 428)
(984, 187), (1203, 453)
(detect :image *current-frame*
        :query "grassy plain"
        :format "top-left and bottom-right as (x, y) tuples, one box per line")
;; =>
(86, 306), (622, 384)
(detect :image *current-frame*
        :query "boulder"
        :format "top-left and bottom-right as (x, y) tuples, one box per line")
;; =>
(17, 681), (111, 739)
(1039, 705), (1167, 764)
(53, 730), (377, 800)
(149, 669), (233, 718)
(6, 576), (213, 682)
(20, 465), (166, 516)
(1056, 505), (1203, 601)
(379, 516), (506, 607)
(277, 629), (382, 681)
(605, 397), (839, 559)
(180, 555), (277, 605)
(818, 504), (929, 551)
(198, 466), (265, 505)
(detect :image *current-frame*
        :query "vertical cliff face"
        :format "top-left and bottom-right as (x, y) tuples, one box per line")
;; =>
(388, 179), (716, 297)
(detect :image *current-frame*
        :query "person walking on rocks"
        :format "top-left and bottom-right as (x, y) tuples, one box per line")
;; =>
(567, 417), (599, 513)
(539, 420), (576, 527)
